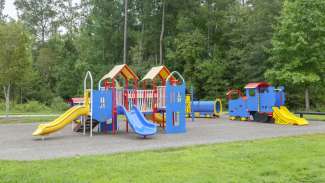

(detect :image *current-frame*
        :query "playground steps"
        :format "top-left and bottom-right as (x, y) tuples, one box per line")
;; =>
(74, 120), (99, 133)
(272, 106), (309, 126)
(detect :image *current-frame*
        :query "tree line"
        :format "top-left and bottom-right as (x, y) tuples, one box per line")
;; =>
(0, 0), (324, 113)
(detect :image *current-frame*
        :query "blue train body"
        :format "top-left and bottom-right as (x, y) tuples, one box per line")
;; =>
(227, 82), (285, 122)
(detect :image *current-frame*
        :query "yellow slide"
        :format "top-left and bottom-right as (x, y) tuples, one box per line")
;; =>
(146, 113), (165, 124)
(32, 105), (89, 136)
(272, 106), (309, 126)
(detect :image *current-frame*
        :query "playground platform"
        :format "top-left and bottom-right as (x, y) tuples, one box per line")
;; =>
(1, 116), (325, 160)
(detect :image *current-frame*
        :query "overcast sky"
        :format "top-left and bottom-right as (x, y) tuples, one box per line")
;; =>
(4, 0), (17, 19)
(3, 0), (81, 20)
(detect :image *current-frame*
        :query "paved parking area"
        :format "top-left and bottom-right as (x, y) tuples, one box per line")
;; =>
(0, 116), (324, 160)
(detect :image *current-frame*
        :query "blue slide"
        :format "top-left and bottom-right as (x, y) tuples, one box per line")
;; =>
(117, 105), (157, 136)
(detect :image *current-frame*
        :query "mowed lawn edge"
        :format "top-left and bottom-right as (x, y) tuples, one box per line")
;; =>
(0, 116), (58, 124)
(1, 133), (325, 183)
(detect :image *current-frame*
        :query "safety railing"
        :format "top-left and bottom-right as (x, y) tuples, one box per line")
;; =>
(114, 88), (165, 112)
(126, 89), (136, 110)
(157, 86), (166, 109)
(125, 89), (154, 112)
(116, 88), (124, 106)
(138, 90), (154, 112)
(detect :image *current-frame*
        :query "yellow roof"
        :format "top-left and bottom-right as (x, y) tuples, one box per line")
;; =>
(101, 64), (139, 81)
(141, 66), (172, 81)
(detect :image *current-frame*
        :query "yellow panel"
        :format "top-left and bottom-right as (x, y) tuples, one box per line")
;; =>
(146, 113), (165, 124)
(101, 64), (138, 81)
(122, 66), (137, 80)
(160, 69), (170, 80)
(186, 95), (191, 114)
(142, 66), (173, 81)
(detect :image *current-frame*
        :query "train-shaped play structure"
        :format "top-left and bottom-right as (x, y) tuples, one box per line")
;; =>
(227, 82), (308, 125)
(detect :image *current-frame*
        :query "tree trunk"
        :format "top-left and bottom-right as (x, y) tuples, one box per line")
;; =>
(139, 22), (145, 64)
(207, 0), (211, 55)
(305, 88), (310, 111)
(3, 83), (11, 118)
(159, 0), (165, 65)
(123, 0), (128, 64)
(20, 88), (23, 104)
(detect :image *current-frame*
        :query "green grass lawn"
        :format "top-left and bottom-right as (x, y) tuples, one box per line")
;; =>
(303, 114), (325, 121)
(0, 116), (58, 124)
(1, 134), (325, 183)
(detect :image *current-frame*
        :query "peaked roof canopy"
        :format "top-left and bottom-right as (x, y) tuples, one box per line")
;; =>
(101, 64), (139, 81)
(244, 82), (270, 89)
(141, 65), (173, 81)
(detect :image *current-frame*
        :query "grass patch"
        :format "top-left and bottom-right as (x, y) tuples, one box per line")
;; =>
(0, 116), (58, 124)
(1, 134), (325, 183)
(0, 99), (69, 115)
(302, 115), (325, 121)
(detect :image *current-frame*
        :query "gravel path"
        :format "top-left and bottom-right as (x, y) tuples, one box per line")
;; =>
(0, 116), (324, 160)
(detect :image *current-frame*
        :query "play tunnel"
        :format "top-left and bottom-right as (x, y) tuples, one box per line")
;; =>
(187, 98), (222, 118)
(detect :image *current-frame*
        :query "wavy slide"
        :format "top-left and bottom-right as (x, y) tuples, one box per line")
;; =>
(272, 106), (309, 126)
(33, 105), (89, 136)
(118, 105), (157, 136)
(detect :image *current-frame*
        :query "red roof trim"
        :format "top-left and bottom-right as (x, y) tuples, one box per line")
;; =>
(244, 82), (270, 89)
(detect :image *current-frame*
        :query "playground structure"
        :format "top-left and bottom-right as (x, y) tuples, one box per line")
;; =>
(227, 82), (308, 125)
(140, 66), (173, 125)
(33, 64), (186, 137)
(185, 88), (222, 119)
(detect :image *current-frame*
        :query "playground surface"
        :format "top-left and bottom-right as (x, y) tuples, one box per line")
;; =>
(1, 116), (325, 161)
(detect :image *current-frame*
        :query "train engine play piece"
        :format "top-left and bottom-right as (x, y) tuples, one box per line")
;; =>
(227, 82), (308, 125)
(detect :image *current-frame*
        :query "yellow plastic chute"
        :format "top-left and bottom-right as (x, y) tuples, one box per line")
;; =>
(32, 106), (89, 136)
(272, 106), (309, 126)
(33, 90), (91, 136)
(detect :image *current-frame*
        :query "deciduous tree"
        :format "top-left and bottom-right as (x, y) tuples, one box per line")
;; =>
(266, 0), (325, 111)
(0, 22), (32, 115)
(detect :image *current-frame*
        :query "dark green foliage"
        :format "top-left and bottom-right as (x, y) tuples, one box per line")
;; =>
(266, 0), (325, 110)
(0, 0), (323, 111)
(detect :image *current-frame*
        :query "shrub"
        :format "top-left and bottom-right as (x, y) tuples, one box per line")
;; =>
(0, 101), (4, 111)
(50, 97), (69, 112)
(12, 101), (51, 113)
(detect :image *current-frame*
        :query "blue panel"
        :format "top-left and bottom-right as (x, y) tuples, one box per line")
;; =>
(166, 82), (186, 133)
(275, 86), (286, 107)
(229, 98), (250, 117)
(100, 121), (117, 132)
(259, 86), (276, 113)
(92, 90), (113, 122)
(246, 88), (258, 111)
